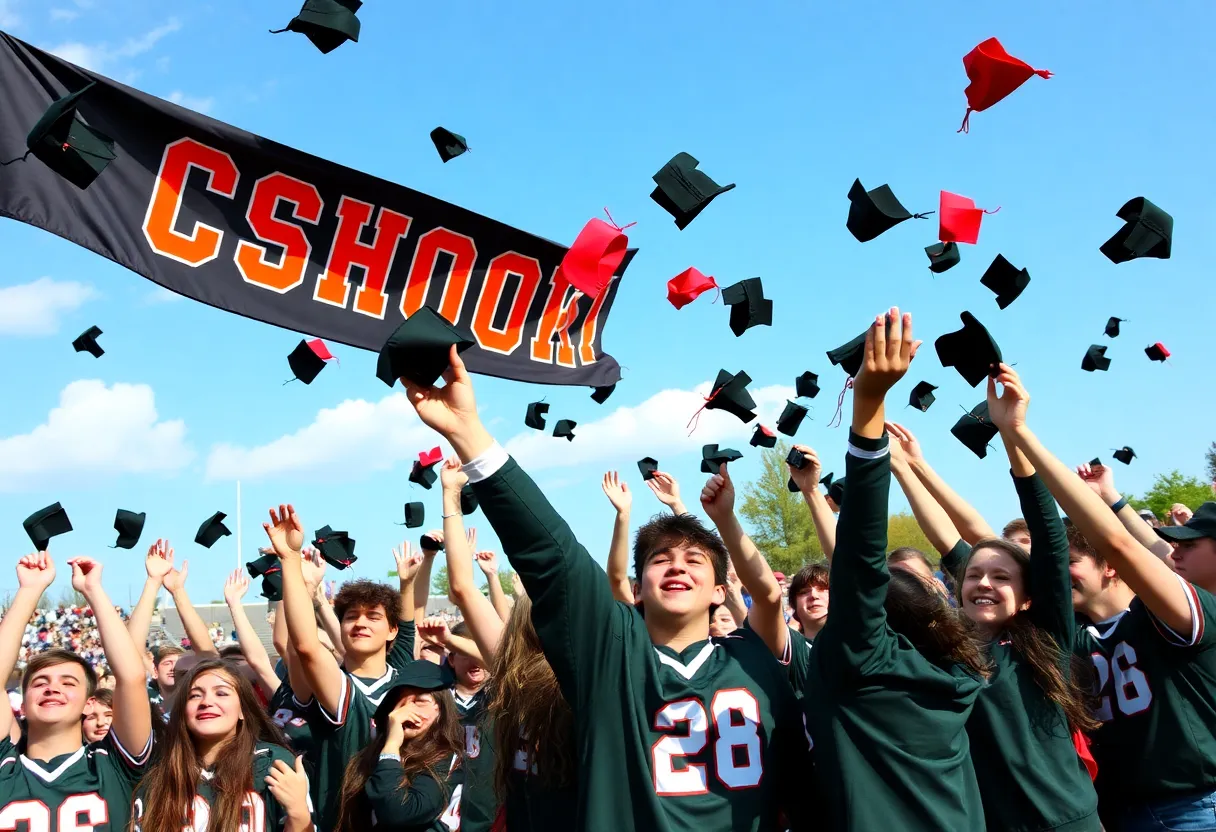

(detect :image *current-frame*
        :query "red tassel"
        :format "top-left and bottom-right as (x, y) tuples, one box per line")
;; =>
(685, 387), (723, 434)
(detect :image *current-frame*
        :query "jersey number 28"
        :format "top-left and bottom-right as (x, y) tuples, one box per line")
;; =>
(652, 689), (763, 796)
(0, 794), (107, 832)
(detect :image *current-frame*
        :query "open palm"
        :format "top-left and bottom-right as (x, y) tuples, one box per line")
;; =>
(264, 504), (304, 557)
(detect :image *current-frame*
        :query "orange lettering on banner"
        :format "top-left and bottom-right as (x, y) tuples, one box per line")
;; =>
(400, 227), (478, 323)
(529, 267), (581, 367)
(472, 252), (542, 355)
(235, 173), (324, 293)
(578, 275), (614, 364)
(313, 197), (412, 318)
(141, 138), (239, 267)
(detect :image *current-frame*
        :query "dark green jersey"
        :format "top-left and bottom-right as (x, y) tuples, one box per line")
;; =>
(504, 740), (579, 832)
(1075, 577), (1216, 809)
(268, 680), (315, 759)
(471, 453), (809, 832)
(786, 626), (813, 697)
(0, 731), (150, 831)
(147, 680), (169, 723)
(805, 432), (985, 832)
(366, 757), (454, 831)
(452, 687), (497, 832)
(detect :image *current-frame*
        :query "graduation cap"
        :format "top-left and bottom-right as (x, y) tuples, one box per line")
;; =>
(194, 512), (231, 549)
(418, 447), (443, 468)
(72, 326), (104, 358)
(1100, 198), (1173, 264)
(1104, 317), (1125, 339)
(559, 216), (630, 300)
(776, 401), (808, 436)
(112, 509), (146, 550)
(787, 448), (809, 470)
(846, 179), (930, 242)
(827, 330), (868, 378)
(979, 254), (1030, 309)
(23, 503), (72, 552)
(796, 372), (820, 399)
(1090, 457), (1103, 468)
(260, 571), (284, 602)
(420, 533), (444, 552)
(376, 306), (474, 388)
(1113, 446), (1136, 465)
(19, 83), (117, 190)
(958, 37), (1052, 133)
(409, 461), (438, 489)
(721, 278), (772, 337)
(1081, 344), (1111, 372)
(909, 381), (938, 412)
(429, 127), (468, 163)
(938, 191), (998, 245)
(525, 401), (549, 430)
(827, 476), (846, 507)
(553, 420), (577, 441)
(925, 242), (961, 274)
(750, 425), (776, 448)
(591, 384), (615, 404)
(951, 402), (998, 459)
(936, 312), (1003, 387)
(650, 152), (736, 229)
(313, 525), (357, 569)
(1145, 342), (1170, 362)
(286, 338), (336, 384)
(701, 444), (742, 474)
(699, 369), (757, 425)
(667, 268), (718, 310)
(637, 457), (659, 480)
(460, 485), (479, 516)
(270, 0), (361, 54)
(246, 554), (280, 579)
(787, 477), (801, 493)
(820, 472), (835, 491)
(403, 502), (425, 529)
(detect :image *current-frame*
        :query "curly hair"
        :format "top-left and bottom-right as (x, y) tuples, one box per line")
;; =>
(333, 580), (402, 626)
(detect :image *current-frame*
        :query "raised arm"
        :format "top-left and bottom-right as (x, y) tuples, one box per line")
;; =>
(788, 444), (837, 560)
(646, 471), (689, 516)
(722, 562), (748, 627)
(1077, 461), (1175, 562)
(414, 531), (442, 634)
(127, 539), (172, 653)
(886, 424), (965, 567)
(441, 457), (506, 663)
(223, 570), (279, 696)
(419, 616), (486, 664)
(0, 553), (57, 740)
(901, 424), (997, 545)
(162, 554), (219, 657)
(602, 470), (636, 604)
(477, 552), (513, 622)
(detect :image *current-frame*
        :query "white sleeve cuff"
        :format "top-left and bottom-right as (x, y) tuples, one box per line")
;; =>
(846, 441), (890, 460)
(461, 442), (509, 484)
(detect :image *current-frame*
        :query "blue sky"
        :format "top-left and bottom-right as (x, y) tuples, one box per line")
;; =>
(0, 0), (1212, 607)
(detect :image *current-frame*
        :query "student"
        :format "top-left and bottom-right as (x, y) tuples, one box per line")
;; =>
(83, 688), (113, 743)
(709, 604), (738, 636)
(401, 344), (807, 831)
(788, 443), (839, 559)
(803, 308), (989, 831)
(0, 553), (152, 832)
(133, 658), (313, 831)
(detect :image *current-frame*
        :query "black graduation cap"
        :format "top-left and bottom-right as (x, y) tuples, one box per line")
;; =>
(1104, 317), (1125, 338)
(787, 448), (809, 470)
(1090, 457), (1103, 468)
(979, 254), (1031, 309)
(1100, 197), (1173, 264)
(787, 477), (801, 493)
(246, 554), (279, 579)
(23, 83), (116, 190)
(553, 419), (577, 441)
(650, 152), (736, 230)
(827, 330), (867, 378)
(721, 278), (772, 337)
(195, 512), (231, 549)
(373, 662), (457, 730)
(460, 484), (479, 516)
(776, 401), (808, 436)
(1145, 342), (1170, 362)
(701, 444), (742, 473)
(909, 381), (938, 412)
(313, 525), (357, 569)
(704, 369), (757, 424)
(796, 372), (820, 399)
(271, 0), (361, 54)
(1081, 344), (1111, 372)
(409, 460), (438, 490)
(23, 503), (72, 551)
(525, 401), (549, 431)
(403, 502), (425, 529)
(827, 477), (847, 507)
(112, 509), (146, 550)
(591, 384), (616, 404)
(1113, 446), (1136, 465)
(820, 472), (834, 490)
(376, 307), (474, 388)
(420, 533), (445, 552)
(430, 127), (468, 163)
(750, 424), (777, 448)
(261, 570), (284, 602)
(925, 241), (961, 274)
(951, 402), (998, 459)
(72, 325), (104, 358)
(287, 339), (335, 384)
(935, 312), (1003, 387)
(846, 178), (927, 242)
(638, 457), (659, 480)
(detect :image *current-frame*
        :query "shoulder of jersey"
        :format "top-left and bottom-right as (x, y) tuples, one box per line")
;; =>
(253, 742), (295, 777)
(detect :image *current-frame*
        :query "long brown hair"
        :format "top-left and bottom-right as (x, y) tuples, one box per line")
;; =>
(885, 568), (991, 680)
(132, 659), (290, 832)
(487, 593), (575, 797)
(959, 538), (1100, 733)
(333, 688), (463, 832)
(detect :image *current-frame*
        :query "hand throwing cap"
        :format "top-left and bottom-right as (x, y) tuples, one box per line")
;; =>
(195, 512), (231, 548)
(979, 254), (1030, 309)
(430, 127), (468, 163)
(638, 457), (659, 480)
(25, 83), (116, 189)
(23, 503), (72, 552)
(958, 37), (1052, 133)
(936, 312), (1003, 387)
(72, 326), (104, 358)
(272, 0), (362, 54)
(951, 402), (999, 458)
(376, 306), (474, 388)
(112, 509), (146, 550)
(650, 152), (735, 230)
(721, 278), (772, 337)
(787, 448), (809, 470)
(1100, 197), (1173, 264)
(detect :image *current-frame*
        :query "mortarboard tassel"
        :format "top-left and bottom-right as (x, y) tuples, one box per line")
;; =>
(685, 386), (723, 435)
(826, 378), (853, 429)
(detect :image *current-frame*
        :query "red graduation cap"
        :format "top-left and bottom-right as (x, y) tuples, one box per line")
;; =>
(558, 210), (633, 300)
(959, 38), (1052, 133)
(667, 267), (719, 310)
(1145, 342), (1171, 362)
(418, 446), (443, 467)
(306, 338), (335, 363)
(938, 191), (999, 245)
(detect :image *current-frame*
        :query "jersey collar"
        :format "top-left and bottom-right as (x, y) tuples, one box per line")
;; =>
(20, 746), (85, 783)
(654, 641), (716, 681)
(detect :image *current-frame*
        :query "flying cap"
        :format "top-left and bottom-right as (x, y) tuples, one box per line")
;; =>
(24, 83), (116, 189)
(591, 384), (615, 404)
(667, 268), (718, 310)
(271, 0), (361, 54)
(925, 242), (961, 274)
(721, 278), (772, 337)
(1100, 197), (1172, 264)
(846, 179), (927, 242)
(525, 402), (549, 430)
(936, 312), (1003, 387)
(827, 330), (867, 378)
(553, 420), (577, 441)
(1090, 457), (1103, 468)
(1112, 446), (1136, 465)
(701, 444), (743, 474)
(1145, 342), (1170, 362)
(938, 191), (996, 245)
(776, 401), (808, 436)
(750, 425), (776, 448)
(376, 307), (474, 389)
(112, 509), (146, 550)
(409, 461), (438, 489)
(72, 326), (104, 358)
(403, 503), (425, 529)
(1155, 502), (1216, 543)
(313, 525), (357, 569)
(195, 512), (231, 549)
(246, 554), (279, 579)
(23, 503), (72, 551)
(460, 485), (479, 516)
(372, 662), (458, 731)
(795, 372), (820, 399)
(429, 127), (468, 163)
(1105, 317), (1125, 338)
(418, 447), (443, 468)
(287, 338), (336, 384)
(958, 37), (1052, 133)
(260, 571), (284, 602)
(701, 369), (757, 424)
(787, 448), (809, 470)
(650, 152), (736, 230)
(909, 381), (938, 412)
(559, 216), (630, 300)
(638, 457), (659, 480)
(951, 402), (998, 458)
(1081, 344), (1111, 372)
(979, 254), (1030, 309)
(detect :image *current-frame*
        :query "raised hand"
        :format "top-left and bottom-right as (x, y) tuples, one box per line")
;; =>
(440, 455), (468, 492)
(299, 547), (327, 594)
(466, 527), (477, 552)
(511, 571), (525, 598)
(401, 345), (485, 447)
(263, 504), (304, 559)
(16, 552), (55, 591)
(1171, 504), (1194, 526)
(602, 471), (632, 513)
(67, 557), (103, 596)
(264, 757), (311, 821)
(885, 422), (924, 465)
(418, 616), (451, 646)
(474, 550), (498, 576)
(788, 444), (823, 492)
(853, 307), (920, 399)
(162, 560), (189, 594)
(1076, 461), (1117, 503)
(646, 472), (682, 509)
(986, 364), (1030, 434)
(393, 542), (424, 583)
(421, 529), (445, 557)
(700, 463), (736, 523)
(145, 539), (174, 581)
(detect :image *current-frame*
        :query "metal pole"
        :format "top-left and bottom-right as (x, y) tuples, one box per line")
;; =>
(236, 480), (242, 570)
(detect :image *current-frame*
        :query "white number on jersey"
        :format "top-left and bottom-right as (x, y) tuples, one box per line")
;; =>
(1091, 641), (1153, 721)
(271, 708), (294, 728)
(134, 792), (266, 832)
(651, 690), (764, 796)
(440, 783), (462, 830)
(464, 725), (481, 759)
(0, 793), (108, 832)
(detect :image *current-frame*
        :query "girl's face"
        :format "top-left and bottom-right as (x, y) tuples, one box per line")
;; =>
(82, 699), (113, 742)
(709, 606), (737, 637)
(185, 672), (243, 741)
(392, 690), (441, 741)
(961, 546), (1029, 632)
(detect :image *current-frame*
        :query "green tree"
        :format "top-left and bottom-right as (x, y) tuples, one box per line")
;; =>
(430, 566), (449, 597)
(1206, 442), (1216, 483)
(738, 441), (823, 576)
(887, 512), (937, 564)
(497, 569), (517, 597)
(1129, 470), (1213, 521)
(57, 587), (86, 608)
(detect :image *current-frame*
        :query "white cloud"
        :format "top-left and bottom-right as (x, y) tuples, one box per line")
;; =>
(48, 17), (181, 72)
(503, 382), (798, 472)
(142, 286), (184, 305)
(206, 393), (441, 482)
(50, 8), (78, 22)
(0, 277), (97, 336)
(167, 90), (215, 114)
(0, 380), (193, 491)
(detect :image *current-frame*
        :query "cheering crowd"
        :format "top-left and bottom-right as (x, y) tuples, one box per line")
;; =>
(1, 311), (1215, 832)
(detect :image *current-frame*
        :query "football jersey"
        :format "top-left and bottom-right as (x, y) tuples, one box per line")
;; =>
(267, 680), (314, 760)
(0, 731), (151, 831)
(147, 681), (169, 723)
(1075, 574), (1216, 810)
(503, 737), (579, 832)
(452, 687), (497, 832)
(469, 454), (810, 832)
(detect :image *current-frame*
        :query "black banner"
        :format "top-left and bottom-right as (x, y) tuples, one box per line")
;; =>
(0, 32), (633, 387)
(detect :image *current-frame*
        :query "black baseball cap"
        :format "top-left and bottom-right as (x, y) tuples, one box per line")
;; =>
(1156, 503), (1216, 542)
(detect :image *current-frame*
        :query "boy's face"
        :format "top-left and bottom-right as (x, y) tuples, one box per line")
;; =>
(24, 662), (89, 729)
(341, 604), (398, 657)
(639, 542), (725, 624)
(153, 653), (181, 693)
